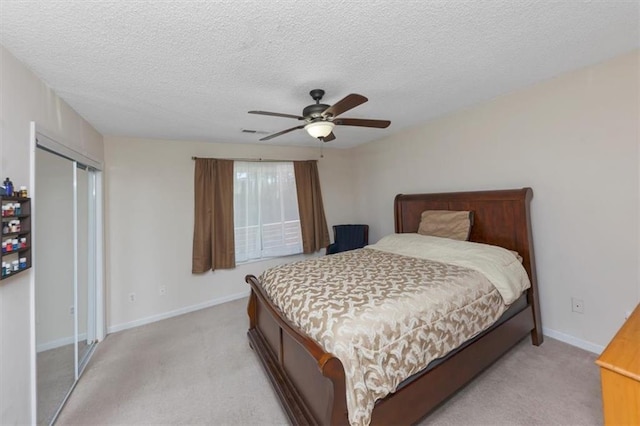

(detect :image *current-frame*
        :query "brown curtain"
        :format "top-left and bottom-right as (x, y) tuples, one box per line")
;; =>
(293, 160), (330, 253)
(192, 158), (235, 272)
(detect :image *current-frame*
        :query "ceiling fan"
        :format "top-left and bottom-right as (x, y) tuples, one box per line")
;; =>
(248, 89), (391, 142)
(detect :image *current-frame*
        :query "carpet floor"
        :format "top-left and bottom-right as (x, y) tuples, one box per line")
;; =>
(56, 297), (602, 425)
(38, 344), (75, 425)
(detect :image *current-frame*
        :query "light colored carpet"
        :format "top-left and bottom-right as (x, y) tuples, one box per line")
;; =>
(56, 298), (602, 425)
(38, 344), (75, 425)
(38, 340), (93, 425)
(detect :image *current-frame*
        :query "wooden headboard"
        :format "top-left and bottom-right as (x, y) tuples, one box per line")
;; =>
(394, 187), (542, 343)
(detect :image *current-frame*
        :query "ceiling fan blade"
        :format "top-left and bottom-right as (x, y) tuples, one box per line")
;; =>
(321, 132), (336, 142)
(321, 94), (368, 118)
(334, 118), (391, 128)
(259, 125), (305, 141)
(249, 110), (304, 120)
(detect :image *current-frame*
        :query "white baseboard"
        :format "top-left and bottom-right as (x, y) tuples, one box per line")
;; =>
(543, 327), (605, 354)
(107, 290), (250, 334)
(37, 332), (88, 353)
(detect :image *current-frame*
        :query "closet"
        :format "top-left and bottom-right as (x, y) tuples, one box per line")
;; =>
(34, 131), (103, 425)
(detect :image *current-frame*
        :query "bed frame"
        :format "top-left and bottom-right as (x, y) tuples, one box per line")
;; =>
(245, 188), (542, 425)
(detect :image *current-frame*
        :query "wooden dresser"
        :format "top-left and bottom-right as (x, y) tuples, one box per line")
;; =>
(596, 303), (640, 425)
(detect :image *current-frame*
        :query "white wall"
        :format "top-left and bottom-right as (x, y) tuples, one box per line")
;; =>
(352, 50), (640, 351)
(0, 45), (104, 424)
(104, 137), (355, 331)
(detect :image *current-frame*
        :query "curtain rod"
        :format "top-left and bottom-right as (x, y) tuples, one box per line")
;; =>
(191, 156), (318, 162)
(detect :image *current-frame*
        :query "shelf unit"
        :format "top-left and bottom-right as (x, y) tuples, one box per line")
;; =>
(1, 196), (31, 280)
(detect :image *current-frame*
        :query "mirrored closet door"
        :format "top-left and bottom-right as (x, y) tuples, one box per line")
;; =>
(35, 142), (101, 425)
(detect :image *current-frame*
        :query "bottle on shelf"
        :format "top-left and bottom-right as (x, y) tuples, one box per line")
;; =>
(3, 178), (13, 197)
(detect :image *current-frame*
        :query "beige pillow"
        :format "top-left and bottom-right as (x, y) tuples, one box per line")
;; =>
(418, 210), (474, 241)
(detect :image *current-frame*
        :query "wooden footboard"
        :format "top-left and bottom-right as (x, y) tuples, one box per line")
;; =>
(246, 274), (349, 425)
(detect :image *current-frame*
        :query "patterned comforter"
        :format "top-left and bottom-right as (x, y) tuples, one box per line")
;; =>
(258, 234), (530, 426)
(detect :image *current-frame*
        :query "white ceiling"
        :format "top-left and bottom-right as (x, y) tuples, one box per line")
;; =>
(0, 1), (638, 149)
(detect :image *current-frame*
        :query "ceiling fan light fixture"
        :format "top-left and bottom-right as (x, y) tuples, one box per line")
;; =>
(305, 121), (335, 139)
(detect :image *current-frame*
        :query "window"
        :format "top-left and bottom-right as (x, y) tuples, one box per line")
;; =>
(233, 162), (303, 262)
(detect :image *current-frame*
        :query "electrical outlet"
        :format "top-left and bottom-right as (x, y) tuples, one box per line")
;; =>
(129, 292), (136, 303)
(159, 285), (166, 296)
(571, 297), (584, 314)
(69, 306), (74, 315)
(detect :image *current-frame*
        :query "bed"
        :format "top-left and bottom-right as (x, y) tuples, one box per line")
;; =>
(245, 188), (542, 425)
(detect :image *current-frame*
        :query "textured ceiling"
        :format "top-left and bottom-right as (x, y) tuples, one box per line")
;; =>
(0, 1), (638, 149)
